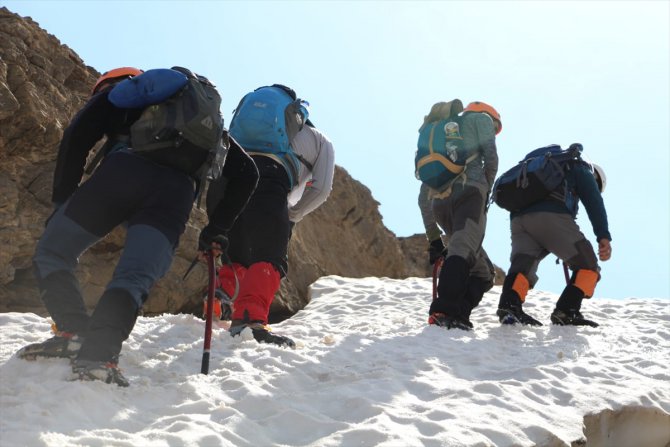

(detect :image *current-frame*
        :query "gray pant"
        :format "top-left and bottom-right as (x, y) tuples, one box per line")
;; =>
(432, 184), (492, 279)
(509, 212), (599, 287)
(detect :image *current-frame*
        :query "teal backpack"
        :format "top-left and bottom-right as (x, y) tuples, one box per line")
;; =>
(415, 115), (477, 189)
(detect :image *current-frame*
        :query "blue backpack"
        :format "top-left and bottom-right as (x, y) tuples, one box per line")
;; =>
(415, 115), (477, 189)
(229, 85), (310, 186)
(491, 144), (583, 212)
(108, 68), (189, 108)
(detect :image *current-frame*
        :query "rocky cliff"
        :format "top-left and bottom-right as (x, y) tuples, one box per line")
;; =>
(0, 7), (501, 322)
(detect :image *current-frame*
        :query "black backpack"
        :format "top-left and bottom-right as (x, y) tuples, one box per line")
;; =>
(491, 144), (583, 212)
(112, 67), (227, 181)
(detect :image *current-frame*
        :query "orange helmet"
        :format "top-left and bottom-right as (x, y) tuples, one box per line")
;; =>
(464, 101), (502, 135)
(92, 67), (143, 95)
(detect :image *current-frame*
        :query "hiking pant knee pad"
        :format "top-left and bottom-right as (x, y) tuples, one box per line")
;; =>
(571, 269), (599, 298)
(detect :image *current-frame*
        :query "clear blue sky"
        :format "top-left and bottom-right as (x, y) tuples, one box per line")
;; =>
(5, 1), (669, 300)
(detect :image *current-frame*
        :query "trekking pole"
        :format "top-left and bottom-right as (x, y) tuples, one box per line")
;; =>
(432, 256), (444, 301)
(201, 250), (216, 375)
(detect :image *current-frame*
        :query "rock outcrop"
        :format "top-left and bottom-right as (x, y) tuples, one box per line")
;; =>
(0, 7), (501, 322)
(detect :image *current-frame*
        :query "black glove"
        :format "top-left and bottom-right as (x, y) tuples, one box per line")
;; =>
(429, 238), (446, 265)
(198, 225), (229, 254)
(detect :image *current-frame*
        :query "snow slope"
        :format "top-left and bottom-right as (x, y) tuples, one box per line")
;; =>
(1, 276), (669, 447)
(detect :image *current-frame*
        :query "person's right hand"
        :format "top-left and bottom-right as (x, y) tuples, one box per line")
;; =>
(598, 239), (612, 261)
(198, 227), (229, 262)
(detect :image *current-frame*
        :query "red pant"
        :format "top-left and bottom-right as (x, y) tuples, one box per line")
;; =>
(218, 261), (280, 324)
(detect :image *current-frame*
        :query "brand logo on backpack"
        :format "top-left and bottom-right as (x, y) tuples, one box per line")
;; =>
(491, 144), (583, 213)
(229, 84), (309, 187)
(200, 116), (214, 130)
(415, 115), (476, 189)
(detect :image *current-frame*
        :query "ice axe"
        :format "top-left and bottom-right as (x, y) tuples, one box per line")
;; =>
(562, 262), (570, 285)
(201, 250), (216, 375)
(432, 256), (444, 301)
(556, 258), (571, 285)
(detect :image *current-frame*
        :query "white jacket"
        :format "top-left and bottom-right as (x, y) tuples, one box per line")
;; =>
(287, 126), (335, 222)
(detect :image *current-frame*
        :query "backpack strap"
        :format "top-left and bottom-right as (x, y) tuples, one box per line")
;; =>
(455, 152), (482, 185)
(246, 152), (301, 187)
(464, 152), (479, 165)
(295, 153), (314, 172)
(545, 157), (581, 213)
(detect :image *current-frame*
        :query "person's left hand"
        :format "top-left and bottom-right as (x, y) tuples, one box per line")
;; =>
(598, 238), (612, 261)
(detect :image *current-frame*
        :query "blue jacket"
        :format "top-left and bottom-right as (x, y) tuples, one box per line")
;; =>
(512, 162), (611, 242)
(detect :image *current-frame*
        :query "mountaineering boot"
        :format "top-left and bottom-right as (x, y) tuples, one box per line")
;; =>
(229, 320), (296, 348)
(71, 359), (130, 387)
(428, 312), (473, 331)
(555, 284), (584, 312)
(430, 256), (472, 326)
(74, 288), (138, 385)
(76, 288), (139, 363)
(496, 306), (543, 326)
(17, 330), (83, 360)
(550, 309), (599, 327)
(497, 273), (542, 326)
(37, 269), (90, 335)
(551, 284), (597, 326)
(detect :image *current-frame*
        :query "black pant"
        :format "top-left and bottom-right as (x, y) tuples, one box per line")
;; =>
(226, 156), (291, 277)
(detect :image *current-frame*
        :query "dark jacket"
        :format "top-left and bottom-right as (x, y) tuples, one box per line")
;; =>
(52, 89), (258, 237)
(513, 161), (611, 242)
(52, 89), (141, 205)
(204, 139), (259, 236)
